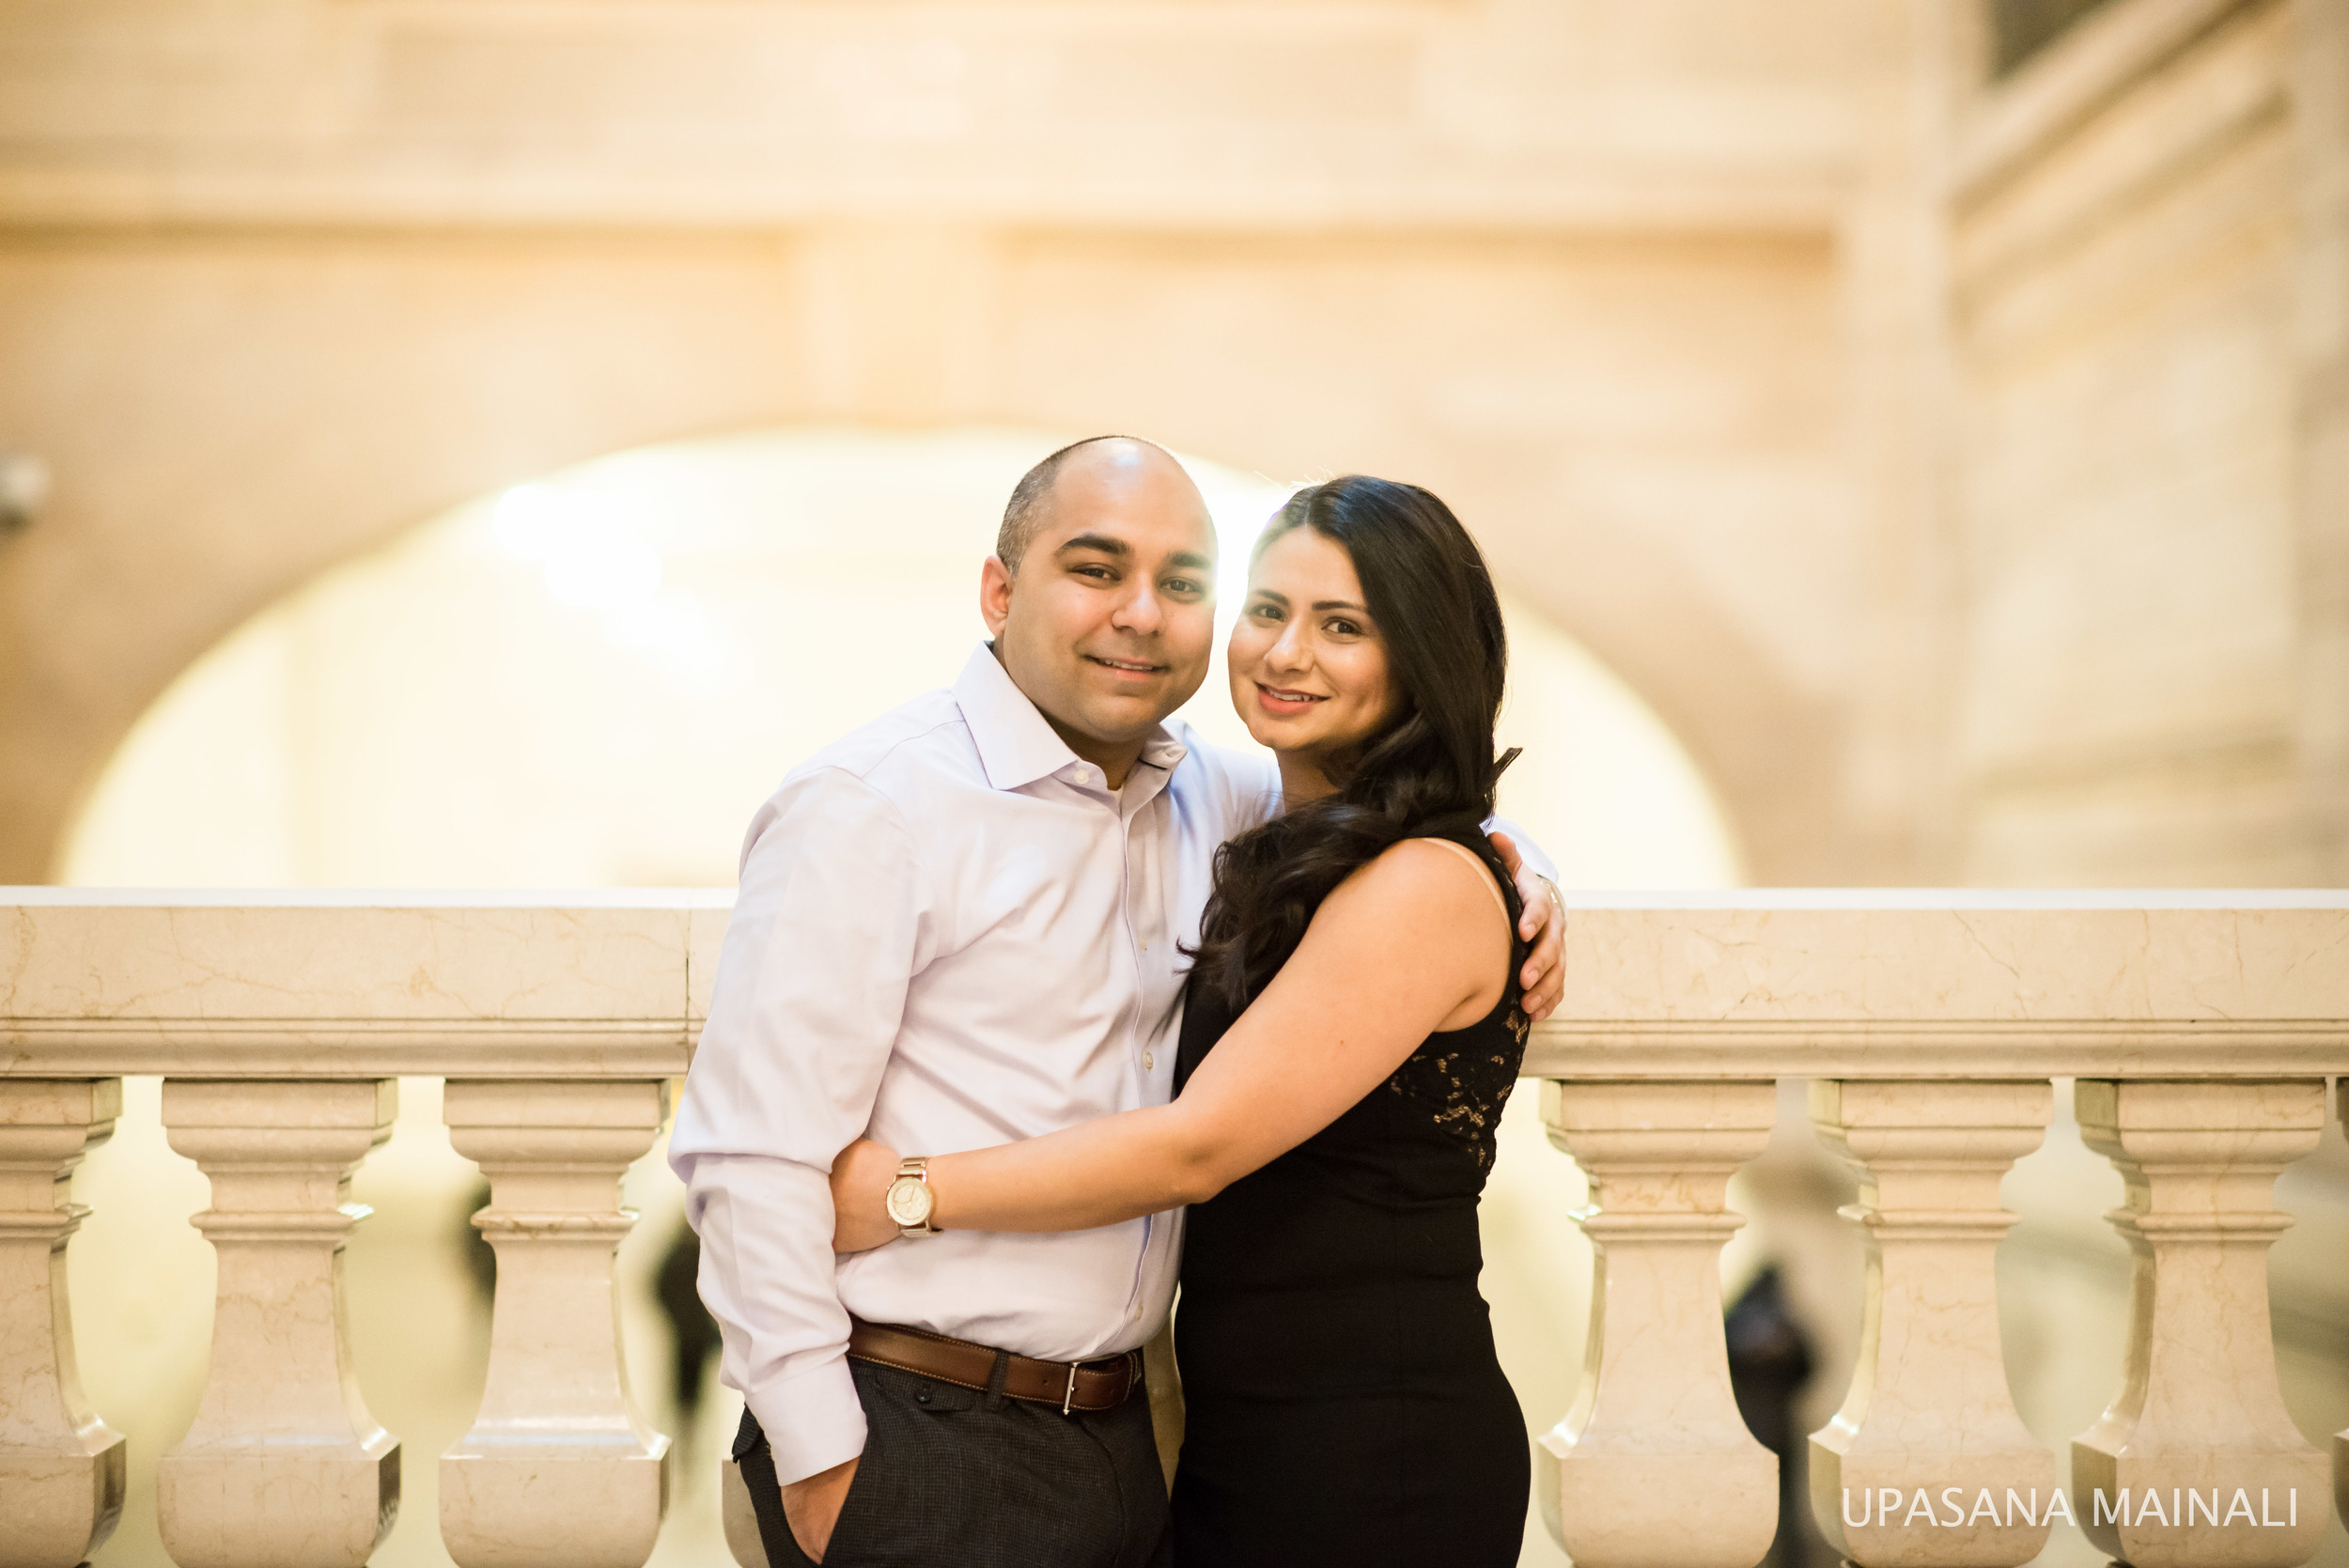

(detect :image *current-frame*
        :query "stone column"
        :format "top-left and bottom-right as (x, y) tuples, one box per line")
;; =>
(2071, 1079), (2328, 1568)
(2340, 1078), (2349, 1538)
(1808, 1079), (2056, 1567)
(440, 1079), (671, 1568)
(0, 1078), (128, 1568)
(2294, 0), (2349, 882)
(1536, 1079), (1779, 1568)
(720, 1458), (765, 1568)
(157, 1079), (400, 1568)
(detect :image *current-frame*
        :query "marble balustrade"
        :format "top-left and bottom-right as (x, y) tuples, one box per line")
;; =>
(0, 890), (2344, 1568)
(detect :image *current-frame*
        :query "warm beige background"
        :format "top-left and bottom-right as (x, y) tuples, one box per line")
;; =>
(11, 0), (2344, 893)
(54, 427), (1744, 892)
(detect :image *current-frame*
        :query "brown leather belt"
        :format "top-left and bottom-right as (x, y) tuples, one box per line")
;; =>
(846, 1318), (1142, 1415)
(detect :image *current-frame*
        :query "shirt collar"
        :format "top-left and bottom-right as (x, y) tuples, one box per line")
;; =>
(952, 643), (1189, 793)
(1137, 726), (1190, 774)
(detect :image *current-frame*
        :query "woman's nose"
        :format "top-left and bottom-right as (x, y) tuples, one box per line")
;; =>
(1265, 620), (1312, 671)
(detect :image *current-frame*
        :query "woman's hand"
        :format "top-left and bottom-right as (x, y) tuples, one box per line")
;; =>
(830, 1138), (906, 1253)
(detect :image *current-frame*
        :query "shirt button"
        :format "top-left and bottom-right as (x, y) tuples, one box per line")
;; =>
(1073, 767), (1091, 784)
(1143, 1051), (1155, 1069)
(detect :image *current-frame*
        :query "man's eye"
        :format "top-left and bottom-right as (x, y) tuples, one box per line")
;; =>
(1073, 565), (1115, 581)
(1164, 577), (1206, 597)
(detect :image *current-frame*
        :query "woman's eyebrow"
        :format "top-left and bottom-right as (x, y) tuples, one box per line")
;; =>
(1312, 599), (1367, 613)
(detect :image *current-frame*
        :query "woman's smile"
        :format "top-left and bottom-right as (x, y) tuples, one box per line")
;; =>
(1253, 682), (1329, 714)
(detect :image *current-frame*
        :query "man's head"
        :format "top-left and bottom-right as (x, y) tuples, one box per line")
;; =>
(982, 436), (1218, 772)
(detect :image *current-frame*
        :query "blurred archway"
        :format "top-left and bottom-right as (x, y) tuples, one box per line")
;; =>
(60, 425), (1742, 892)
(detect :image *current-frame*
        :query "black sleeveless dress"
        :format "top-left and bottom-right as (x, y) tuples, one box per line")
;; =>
(1168, 826), (1532, 1567)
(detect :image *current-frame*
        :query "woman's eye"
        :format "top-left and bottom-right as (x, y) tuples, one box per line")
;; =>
(1327, 618), (1361, 637)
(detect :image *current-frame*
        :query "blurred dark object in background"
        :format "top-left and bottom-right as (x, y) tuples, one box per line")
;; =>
(459, 1177), (495, 1304)
(0, 451), (48, 537)
(1727, 1265), (1819, 1568)
(657, 1219), (722, 1434)
(1990, 0), (2121, 75)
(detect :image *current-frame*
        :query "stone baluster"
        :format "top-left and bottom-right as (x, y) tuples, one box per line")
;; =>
(440, 1079), (671, 1568)
(721, 1457), (766, 1567)
(157, 1079), (400, 1568)
(0, 1078), (128, 1568)
(1808, 1079), (2056, 1567)
(2071, 1079), (2328, 1568)
(1537, 1079), (1779, 1568)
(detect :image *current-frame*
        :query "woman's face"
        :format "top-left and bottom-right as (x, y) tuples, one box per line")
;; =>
(1227, 524), (1398, 778)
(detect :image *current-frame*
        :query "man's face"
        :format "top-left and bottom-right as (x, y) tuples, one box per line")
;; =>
(981, 442), (1219, 753)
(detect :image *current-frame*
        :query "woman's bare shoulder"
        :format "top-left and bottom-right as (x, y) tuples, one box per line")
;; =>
(1322, 836), (1510, 936)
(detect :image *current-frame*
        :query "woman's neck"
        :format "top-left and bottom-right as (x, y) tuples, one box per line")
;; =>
(1273, 749), (1339, 808)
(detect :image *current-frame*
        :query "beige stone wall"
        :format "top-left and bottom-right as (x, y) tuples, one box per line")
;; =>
(0, 0), (1885, 884)
(1, 0), (2341, 887)
(1945, 0), (2343, 883)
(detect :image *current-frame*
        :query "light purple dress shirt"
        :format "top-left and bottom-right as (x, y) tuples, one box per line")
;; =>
(669, 644), (1282, 1483)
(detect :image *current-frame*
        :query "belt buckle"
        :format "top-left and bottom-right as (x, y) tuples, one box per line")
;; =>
(1061, 1360), (1080, 1416)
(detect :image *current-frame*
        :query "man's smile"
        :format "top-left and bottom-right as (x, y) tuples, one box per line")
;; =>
(1084, 654), (1168, 676)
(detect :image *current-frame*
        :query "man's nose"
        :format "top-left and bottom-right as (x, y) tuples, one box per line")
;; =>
(1109, 579), (1164, 634)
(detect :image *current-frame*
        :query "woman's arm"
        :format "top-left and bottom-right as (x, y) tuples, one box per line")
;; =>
(831, 838), (1513, 1248)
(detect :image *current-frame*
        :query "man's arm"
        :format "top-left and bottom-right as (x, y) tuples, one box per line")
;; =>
(831, 838), (1512, 1240)
(668, 768), (931, 1553)
(1484, 821), (1564, 1021)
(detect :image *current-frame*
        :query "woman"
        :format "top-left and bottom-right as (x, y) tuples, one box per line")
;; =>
(832, 474), (1533, 1566)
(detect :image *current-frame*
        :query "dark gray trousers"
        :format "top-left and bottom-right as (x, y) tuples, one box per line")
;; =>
(736, 1357), (1172, 1568)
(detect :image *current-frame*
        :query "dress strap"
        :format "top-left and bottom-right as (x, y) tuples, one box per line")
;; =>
(1422, 836), (1511, 927)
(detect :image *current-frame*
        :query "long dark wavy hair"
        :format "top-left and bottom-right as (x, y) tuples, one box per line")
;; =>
(1188, 475), (1517, 1011)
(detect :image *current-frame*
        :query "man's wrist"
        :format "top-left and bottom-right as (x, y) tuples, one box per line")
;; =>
(780, 1455), (860, 1562)
(752, 1362), (869, 1485)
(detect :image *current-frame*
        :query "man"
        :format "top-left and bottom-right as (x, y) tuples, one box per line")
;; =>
(669, 436), (1563, 1567)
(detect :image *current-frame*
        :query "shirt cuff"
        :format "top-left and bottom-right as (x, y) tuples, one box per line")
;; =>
(1484, 814), (1557, 882)
(746, 1358), (870, 1485)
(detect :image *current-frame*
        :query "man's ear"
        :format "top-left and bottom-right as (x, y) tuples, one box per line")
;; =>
(979, 554), (1015, 638)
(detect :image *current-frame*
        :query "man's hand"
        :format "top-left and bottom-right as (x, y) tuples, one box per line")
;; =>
(830, 1139), (906, 1252)
(781, 1456), (859, 1563)
(1488, 831), (1564, 1022)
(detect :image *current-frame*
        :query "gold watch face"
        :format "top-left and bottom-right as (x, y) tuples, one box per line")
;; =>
(886, 1175), (932, 1228)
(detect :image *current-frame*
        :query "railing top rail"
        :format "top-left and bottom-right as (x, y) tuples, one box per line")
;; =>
(4, 892), (2345, 1079)
(0, 887), (735, 908)
(10, 886), (2347, 909)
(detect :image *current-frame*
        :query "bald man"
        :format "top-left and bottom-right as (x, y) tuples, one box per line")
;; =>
(669, 437), (1563, 1567)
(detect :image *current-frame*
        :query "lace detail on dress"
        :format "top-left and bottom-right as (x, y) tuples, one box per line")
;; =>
(1383, 1001), (1530, 1173)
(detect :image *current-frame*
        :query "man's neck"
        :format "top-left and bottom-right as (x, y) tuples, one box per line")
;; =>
(1038, 711), (1146, 790)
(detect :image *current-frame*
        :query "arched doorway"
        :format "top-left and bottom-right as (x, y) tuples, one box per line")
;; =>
(61, 426), (1741, 890)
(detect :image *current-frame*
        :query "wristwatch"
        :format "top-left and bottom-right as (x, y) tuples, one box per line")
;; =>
(885, 1156), (939, 1238)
